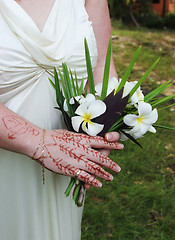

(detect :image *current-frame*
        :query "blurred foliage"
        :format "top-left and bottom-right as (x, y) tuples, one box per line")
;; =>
(108, 0), (152, 26)
(108, 0), (175, 29)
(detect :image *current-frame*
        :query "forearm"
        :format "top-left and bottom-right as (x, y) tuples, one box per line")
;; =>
(0, 103), (42, 157)
(85, 0), (117, 83)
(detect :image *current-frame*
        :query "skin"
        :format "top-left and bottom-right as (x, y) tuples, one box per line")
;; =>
(0, 0), (123, 188)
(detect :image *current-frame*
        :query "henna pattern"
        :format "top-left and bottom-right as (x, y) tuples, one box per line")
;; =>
(2, 116), (39, 139)
(35, 130), (120, 187)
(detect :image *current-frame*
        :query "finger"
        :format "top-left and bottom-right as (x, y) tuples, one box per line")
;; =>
(84, 174), (95, 189)
(88, 135), (124, 150)
(76, 170), (102, 188)
(50, 159), (103, 188)
(84, 184), (91, 190)
(105, 132), (120, 142)
(72, 156), (114, 181)
(80, 147), (121, 173)
(52, 162), (102, 188)
(99, 149), (111, 157)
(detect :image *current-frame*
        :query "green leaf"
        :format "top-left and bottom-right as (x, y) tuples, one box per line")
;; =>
(153, 124), (175, 131)
(79, 77), (84, 95)
(58, 68), (74, 117)
(64, 178), (75, 197)
(152, 94), (175, 108)
(53, 68), (64, 108)
(101, 38), (112, 100)
(129, 58), (160, 99)
(84, 38), (95, 95)
(49, 78), (56, 89)
(69, 69), (77, 96)
(158, 102), (175, 111)
(74, 71), (80, 95)
(117, 46), (141, 93)
(84, 84), (88, 97)
(62, 63), (73, 100)
(144, 81), (172, 103)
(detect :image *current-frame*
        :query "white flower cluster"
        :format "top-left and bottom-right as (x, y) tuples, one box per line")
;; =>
(95, 77), (158, 140)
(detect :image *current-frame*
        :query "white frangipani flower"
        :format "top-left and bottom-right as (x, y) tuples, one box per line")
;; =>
(71, 100), (106, 136)
(123, 102), (158, 139)
(130, 81), (144, 105)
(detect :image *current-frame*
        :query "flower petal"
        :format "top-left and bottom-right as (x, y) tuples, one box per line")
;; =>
(109, 77), (119, 89)
(143, 108), (158, 124)
(130, 87), (144, 104)
(70, 95), (83, 105)
(75, 103), (88, 116)
(86, 122), (104, 136)
(120, 132), (129, 141)
(138, 102), (152, 116)
(123, 114), (138, 126)
(88, 100), (106, 119)
(71, 116), (84, 132)
(83, 94), (96, 106)
(123, 81), (135, 98)
(149, 125), (156, 133)
(139, 122), (151, 135)
(63, 99), (68, 112)
(95, 83), (102, 97)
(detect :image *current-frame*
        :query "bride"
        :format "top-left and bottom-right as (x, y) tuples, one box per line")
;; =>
(0, 0), (123, 239)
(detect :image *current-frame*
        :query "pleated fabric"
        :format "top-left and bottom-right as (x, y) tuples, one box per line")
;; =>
(0, 0), (98, 239)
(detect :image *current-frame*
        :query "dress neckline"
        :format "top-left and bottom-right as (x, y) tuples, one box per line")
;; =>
(13, 0), (57, 33)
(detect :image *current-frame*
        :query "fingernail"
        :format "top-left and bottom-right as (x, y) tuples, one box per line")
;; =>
(97, 182), (102, 188)
(114, 165), (121, 172)
(118, 143), (124, 149)
(106, 134), (112, 141)
(109, 175), (114, 181)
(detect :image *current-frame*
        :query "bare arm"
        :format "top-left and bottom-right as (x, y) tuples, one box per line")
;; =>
(0, 103), (42, 156)
(85, 0), (118, 84)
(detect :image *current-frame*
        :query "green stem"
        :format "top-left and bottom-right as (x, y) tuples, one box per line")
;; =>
(73, 184), (81, 202)
(64, 178), (75, 197)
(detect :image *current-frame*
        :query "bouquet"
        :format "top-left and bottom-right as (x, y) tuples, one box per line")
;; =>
(49, 38), (175, 207)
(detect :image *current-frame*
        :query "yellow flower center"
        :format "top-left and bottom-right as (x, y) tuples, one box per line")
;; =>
(137, 115), (143, 124)
(83, 113), (92, 124)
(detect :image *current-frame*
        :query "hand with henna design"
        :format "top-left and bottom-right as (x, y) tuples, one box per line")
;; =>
(33, 129), (123, 188)
(0, 104), (123, 188)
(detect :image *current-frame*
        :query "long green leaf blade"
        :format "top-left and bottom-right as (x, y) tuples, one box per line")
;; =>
(69, 69), (77, 96)
(49, 78), (56, 89)
(101, 38), (112, 100)
(62, 63), (73, 100)
(144, 81), (172, 102)
(53, 67), (64, 107)
(117, 46), (141, 93)
(79, 77), (84, 95)
(153, 124), (175, 131)
(129, 58), (160, 98)
(152, 94), (175, 108)
(84, 38), (95, 95)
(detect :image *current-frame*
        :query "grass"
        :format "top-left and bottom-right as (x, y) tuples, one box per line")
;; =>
(81, 21), (175, 240)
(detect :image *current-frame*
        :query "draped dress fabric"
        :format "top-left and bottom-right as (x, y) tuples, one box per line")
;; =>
(0, 0), (98, 239)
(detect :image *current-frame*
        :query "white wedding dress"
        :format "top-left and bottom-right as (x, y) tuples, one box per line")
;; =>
(0, 0), (98, 239)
